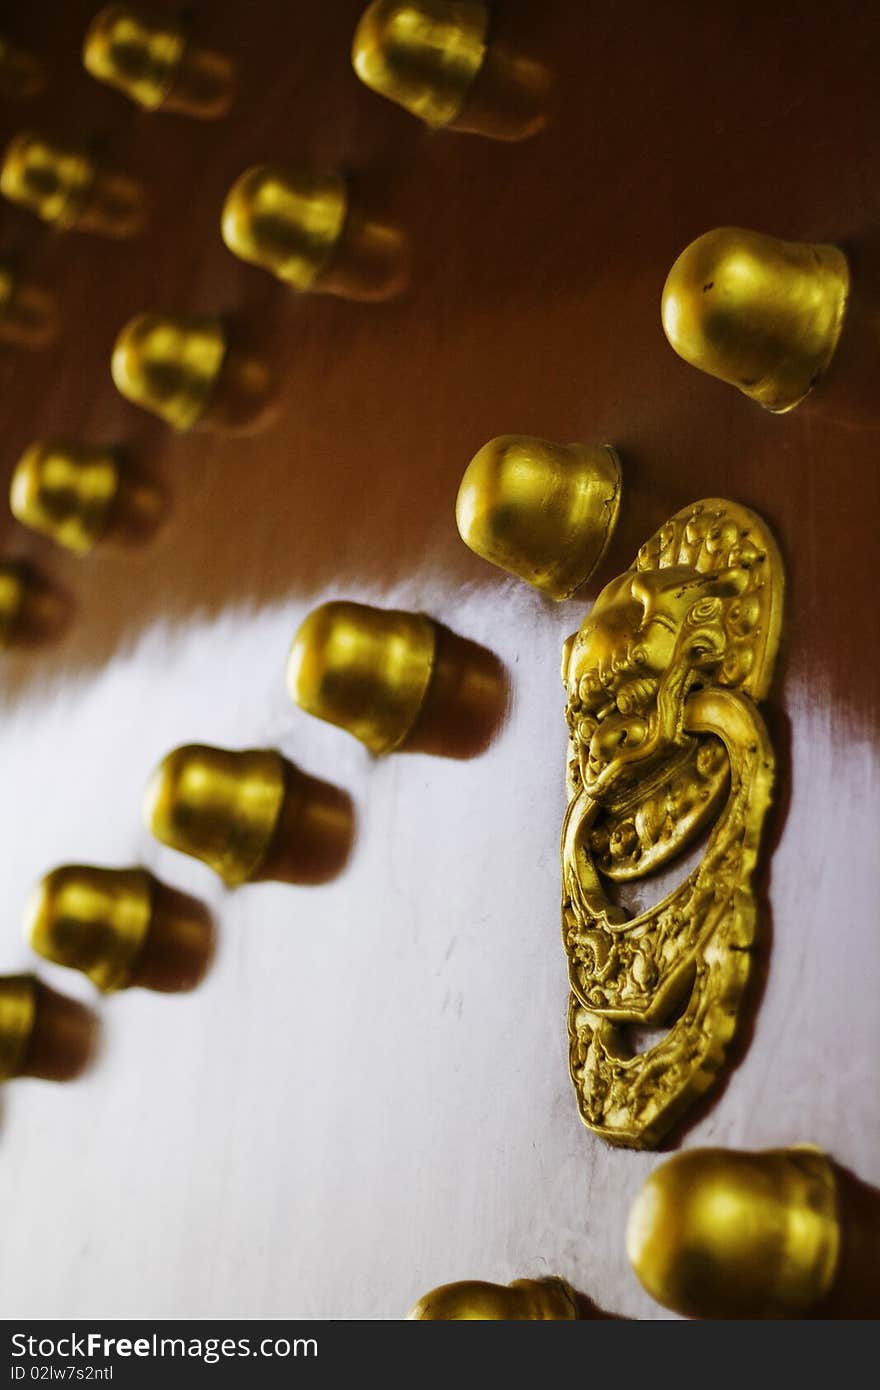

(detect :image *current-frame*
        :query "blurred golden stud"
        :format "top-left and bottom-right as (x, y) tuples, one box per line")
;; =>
(353, 0), (488, 128)
(111, 312), (226, 430)
(11, 440), (120, 554)
(408, 1277), (579, 1320)
(288, 601), (436, 754)
(0, 34), (47, 99)
(222, 164), (409, 301)
(0, 559), (70, 648)
(144, 744), (286, 886)
(352, 0), (549, 139)
(0, 260), (58, 348)
(221, 166), (349, 292)
(456, 435), (621, 600)
(0, 974), (98, 1081)
(83, 4), (235, 118)
(0, 559), (28, 648)
(0, 130), (144, 237)
(26, 866), (153, 992)
(1, 130), (93, 227)
(0, 974), (38, 1080)
(27, 866), (213, 994)
(627, 1146), (841, 1319)
(662, 226), (850, 412)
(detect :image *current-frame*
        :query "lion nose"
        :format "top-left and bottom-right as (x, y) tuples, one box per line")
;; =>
(589, 717), (648, 767)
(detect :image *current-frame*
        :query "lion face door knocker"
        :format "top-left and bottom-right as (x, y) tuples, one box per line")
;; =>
(562, 499), (783, 1148)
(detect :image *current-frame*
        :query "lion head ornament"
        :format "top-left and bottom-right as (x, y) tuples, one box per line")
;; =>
(561, 499), (783, 1147)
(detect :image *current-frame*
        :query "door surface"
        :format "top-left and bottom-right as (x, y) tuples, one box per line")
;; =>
(0, 0), (878, 1319)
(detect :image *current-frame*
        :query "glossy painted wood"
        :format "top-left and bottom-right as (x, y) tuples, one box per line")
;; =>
(0, 0), (878, 1319)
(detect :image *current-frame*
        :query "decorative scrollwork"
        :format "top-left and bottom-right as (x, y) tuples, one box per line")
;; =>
(562, 499), (783, 1148)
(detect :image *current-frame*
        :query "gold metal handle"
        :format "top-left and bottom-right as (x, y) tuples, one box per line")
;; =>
(562, 499), (784, 1147)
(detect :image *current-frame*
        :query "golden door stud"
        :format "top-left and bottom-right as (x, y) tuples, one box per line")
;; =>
(111, 313), (226, 430)
(0, 261), (57, 348)
(456, 435), (621, 600)
(408, 1277), (580, 1319)
(627, 1146), (841, 1318)
(0, 34), (46, 100)
(25, 865), (214, 993)
(26, 866), (153, 992)
(288, 601), (437, 754)
(0, 560), (70, 649)
(661, 226), (850, 412)
(0, 975), (38, 1081)
(0, 131), (144, 237)
(144, 745), (287, 886)
(221, 165), (408, 302)
(0, 974), (98, 1082)
(0, 559), (29, 648)
(352, 0), (548, 140)
(11, 440), (120, 554)
(83, 3), (236, 119)
(353, 0), (488, 128)
(221, 166), (348, 292)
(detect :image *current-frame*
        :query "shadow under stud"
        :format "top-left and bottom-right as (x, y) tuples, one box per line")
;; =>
(0, 130), (144, 237)
(627, 1147), (842, 1319)
(111, 312), (226, 430)
(562, 499), (784, 1147)
(352, 0), (548, 141)
(83, 3), (236, 119)
(456, 435), (621, 599)
(408, 1278), (580, 1320)
(662, 226), (850, 412)
(221, 165), (407, 302)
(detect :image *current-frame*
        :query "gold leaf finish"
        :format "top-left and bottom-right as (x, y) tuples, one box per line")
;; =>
(627, 1146), (840, 1318)
(408, 1276), (579, 1320)
(10, 440), (120, 555)
(562, 499), (783, 1147)
(662, 227), (850, 412)
(288, 601), (436, 755)
(144, 745), (286, 886)
(26, 866), (153, 993)
(456, 435), (621, 600)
